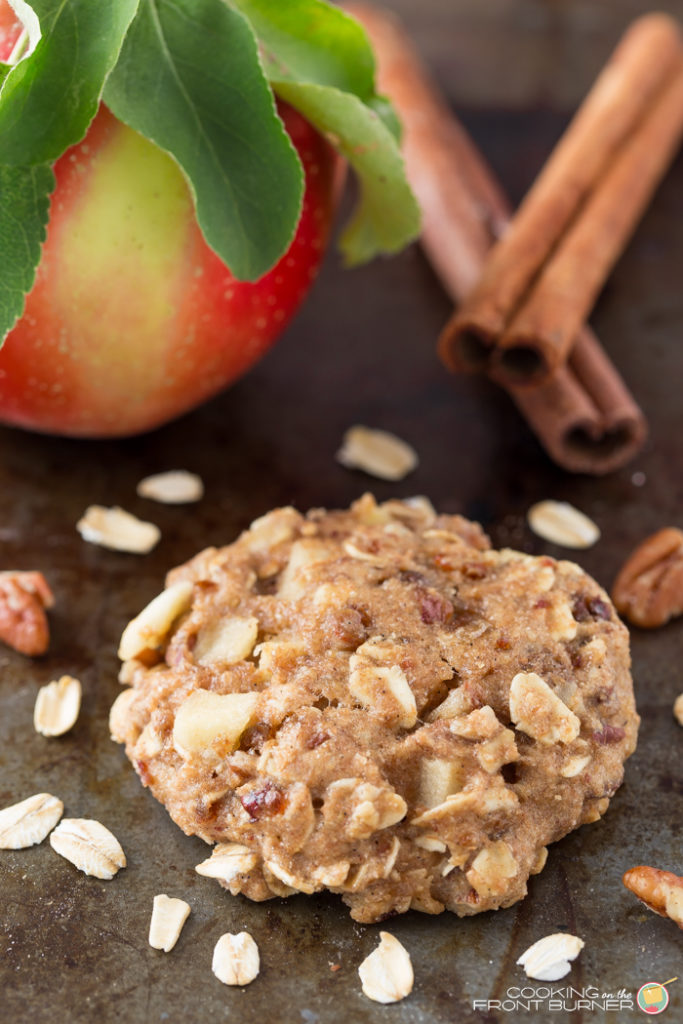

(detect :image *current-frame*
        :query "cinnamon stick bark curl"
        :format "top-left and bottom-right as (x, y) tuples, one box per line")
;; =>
(437, 13), (683, 388)
(348, 2), (648, 474)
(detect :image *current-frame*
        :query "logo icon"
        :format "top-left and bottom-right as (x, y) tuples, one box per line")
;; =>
(637, 978), (677, 1015)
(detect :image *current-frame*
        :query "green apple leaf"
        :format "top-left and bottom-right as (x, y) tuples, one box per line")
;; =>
(367, 94), (401, 142)
(103, 0), (304, 282)
(0, 162), (54, 344)
(231, 0), (375, 99)
(275, 81), (420, 266)
(232, 0), (418, 262)
(231, 0), (399, 140)
(0, 0), (140, 165)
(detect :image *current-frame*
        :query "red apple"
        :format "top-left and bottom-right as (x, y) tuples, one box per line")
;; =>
(0, 7), (336, 437)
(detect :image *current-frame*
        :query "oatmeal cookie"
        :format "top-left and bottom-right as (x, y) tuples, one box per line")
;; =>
(110, 495), (638, 922)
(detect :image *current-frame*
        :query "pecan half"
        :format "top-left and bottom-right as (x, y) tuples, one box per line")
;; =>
(622, 865), (683, 930)
(612, 528), (683, 628)
(0, 572), (54, 656)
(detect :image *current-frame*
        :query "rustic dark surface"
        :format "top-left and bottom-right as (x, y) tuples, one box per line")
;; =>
(1, 2), (682, 1022)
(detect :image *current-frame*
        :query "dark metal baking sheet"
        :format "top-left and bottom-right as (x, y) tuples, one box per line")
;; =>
(1, 2), (681, 1021)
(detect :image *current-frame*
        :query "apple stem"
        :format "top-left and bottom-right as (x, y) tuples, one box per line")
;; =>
(7, 27), (29, 67)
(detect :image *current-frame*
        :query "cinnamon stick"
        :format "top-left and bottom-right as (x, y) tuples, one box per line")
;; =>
(435, 13), (683, 387)
(348, 2), (647, 474)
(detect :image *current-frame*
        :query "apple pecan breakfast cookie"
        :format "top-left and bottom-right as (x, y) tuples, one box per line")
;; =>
(110, 494), (638, 922)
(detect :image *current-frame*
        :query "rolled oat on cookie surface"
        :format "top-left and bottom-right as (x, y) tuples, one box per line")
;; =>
(110, 494), (638, 923)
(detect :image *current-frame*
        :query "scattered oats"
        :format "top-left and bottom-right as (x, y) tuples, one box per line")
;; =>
(33, 675), (82, 737)
(77, 505), (161, 554)
(49, 818), (126, 879)
(337, 426), (418, 481)
(358, 931), (414, 1004)
(137, 470), (204, 504)
(674, 694), (683, 727)
(527, 500), (600, 549)
(517, 933), (585, 981)
(212, 932), (260, 986)
(195, 842), (258, 883)
(148, 894), (191, 952)
(118, 580), (193, 661)
(0, 793), (64, 849)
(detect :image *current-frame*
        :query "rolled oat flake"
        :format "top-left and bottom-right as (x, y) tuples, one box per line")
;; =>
(358, 931), (414, 1003)
(527, 500), (600, 548)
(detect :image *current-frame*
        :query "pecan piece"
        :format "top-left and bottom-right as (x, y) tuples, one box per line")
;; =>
(0, 571), (54, 656)
(572, 594), (611, 622)
(240, 781), (288, 820)
(622, 865), (683, 930)
(592, 724), (626, 745)
(612, 528), (683, 628)
(417, 588), (454, 624)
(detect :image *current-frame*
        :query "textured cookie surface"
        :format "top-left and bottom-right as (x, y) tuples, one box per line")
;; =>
(110, 495), (638, 922)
